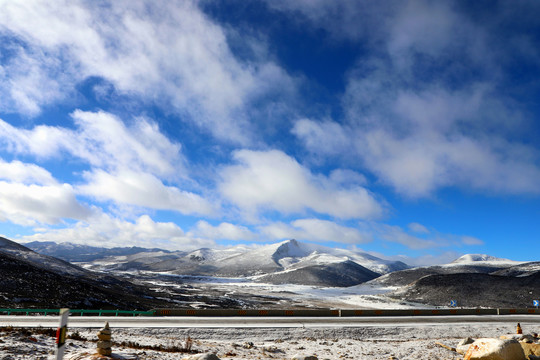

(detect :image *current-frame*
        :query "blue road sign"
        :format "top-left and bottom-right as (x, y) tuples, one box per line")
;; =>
(450, 300), (457, 307)
(533, 300), (539, 307)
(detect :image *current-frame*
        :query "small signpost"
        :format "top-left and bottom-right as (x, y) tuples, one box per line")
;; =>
(55, 308), (69, 360)
(534, 300), (539, 308)
(450, 300), (458, 307)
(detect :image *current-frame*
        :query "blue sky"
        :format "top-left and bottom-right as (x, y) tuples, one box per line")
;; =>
(0, 0), (539, 265)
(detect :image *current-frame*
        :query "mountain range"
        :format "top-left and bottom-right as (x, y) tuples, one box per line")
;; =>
(27, 239), (408, 287)
(6, 237), (540, 308)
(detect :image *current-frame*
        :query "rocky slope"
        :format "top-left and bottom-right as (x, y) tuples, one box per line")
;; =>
(0, 237), (182, 309)
(391, 271), (540, 308)
(255, 260), (381, 287)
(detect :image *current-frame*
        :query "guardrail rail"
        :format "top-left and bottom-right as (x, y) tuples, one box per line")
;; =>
(2, 308), (540, 317)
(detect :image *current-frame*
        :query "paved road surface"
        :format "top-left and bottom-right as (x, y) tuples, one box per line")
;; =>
(1, 315), (540, 328)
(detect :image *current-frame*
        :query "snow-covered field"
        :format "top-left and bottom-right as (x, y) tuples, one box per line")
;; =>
(133, 271), (424, 310)
(0, 321), (534, 359)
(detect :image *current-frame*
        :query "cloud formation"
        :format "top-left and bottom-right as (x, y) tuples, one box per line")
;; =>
(0, 181), (90, 226)
(219, 149), (384, 220)
(0, 158), (91, 225)
(290, 0), (540, 197)
(189, 221), (257, 242)
(20, 213), (212, 250)
(261, 219), (370, 244)
(0, 0), (294, 144)
(0, 111), (213, 215)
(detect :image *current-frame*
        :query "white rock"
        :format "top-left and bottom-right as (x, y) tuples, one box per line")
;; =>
(181, 354), (221, 360)
(464, 338), (526, 360)
(459, 337), (475, 346)
(457, 344), (473, 355)
(291, 355), (318, 360)
(500, 334), (536, 343)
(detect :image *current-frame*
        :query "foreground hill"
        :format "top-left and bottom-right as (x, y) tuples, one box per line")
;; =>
(255, 260), (381, 287)
(1, 237), (88, 276)
(0, 237), (180, 309)
(392, 272), (540, 308)
(377, 254), (540, 308)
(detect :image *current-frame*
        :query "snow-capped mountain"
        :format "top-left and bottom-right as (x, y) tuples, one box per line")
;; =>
(25, 241), (169, 262)
(98, 239), (408, 286)
(27, 239), (409, 287)
(450, 254), (519, 265)
(371, 253), (526, 287)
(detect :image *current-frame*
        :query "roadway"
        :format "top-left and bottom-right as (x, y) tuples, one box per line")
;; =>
(2, 315), (540, 328)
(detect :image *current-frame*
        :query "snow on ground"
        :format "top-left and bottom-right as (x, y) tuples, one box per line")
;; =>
(140, 272), (416, 310)
(0, 321), (536, 359)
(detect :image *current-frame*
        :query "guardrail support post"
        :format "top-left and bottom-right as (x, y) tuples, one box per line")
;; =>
(55, 308), (69, 360)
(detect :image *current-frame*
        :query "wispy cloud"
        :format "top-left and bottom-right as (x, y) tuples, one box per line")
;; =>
(357, 221), (484, 250)
(290, 1), (540, 198)
(0, 0), (296, 144)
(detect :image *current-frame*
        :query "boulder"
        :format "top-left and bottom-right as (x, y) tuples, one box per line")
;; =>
(460, 338), (476, 346)
(501, 334), (537, 343)
(464, 338), (526, 360)
(520, 342), (540, 357)
(181, 354), (221, 360)
(457, 338), (476, 354)
(291, 355), (318, 360)
(458, 344), (473, 355)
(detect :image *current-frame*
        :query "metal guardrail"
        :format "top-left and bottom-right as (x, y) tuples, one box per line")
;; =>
(152, 308), (540, 317)
(2, 308), (540, 317)
(0, 309), (153, 316)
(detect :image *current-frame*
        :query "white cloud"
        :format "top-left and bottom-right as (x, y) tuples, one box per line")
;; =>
(295, 86), (540, 198)
(261, 218), (370, 244)
(219, 149), (384, 220)
(79, 169), (214, 216)
(0, 158), (56, 185)
(285, 1), (540, 198)
(0, 0), (295, 144)
(189, 221), (257, 241)
(0, 181), (90, 226)
(292, 118), (351, 156)
(0, 111), (213, 215)
(0, 44), (71, 116)
(18, 213), (213, 250)
(0, 111), (184, 177)
(69, 110), (183, 177)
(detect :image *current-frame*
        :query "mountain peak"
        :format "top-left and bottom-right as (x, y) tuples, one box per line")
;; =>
(451, 254), (513, 264)
(271, 239), (310, 261)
